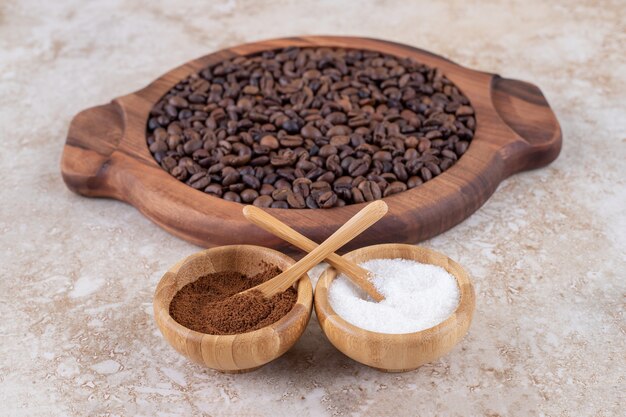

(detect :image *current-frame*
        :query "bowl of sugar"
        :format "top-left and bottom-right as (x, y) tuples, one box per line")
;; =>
(314, 243), (475, 372)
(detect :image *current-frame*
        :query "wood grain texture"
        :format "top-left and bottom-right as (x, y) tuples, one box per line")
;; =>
(242, 205), (384, 301)
(153, 245), (313, 372)
(314, 243), (475, 372)
(246, 201), (387, 297)
(61, 36), (562, 253)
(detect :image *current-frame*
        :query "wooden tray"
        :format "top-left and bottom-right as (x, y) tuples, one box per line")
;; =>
(61, 36), (562, 253)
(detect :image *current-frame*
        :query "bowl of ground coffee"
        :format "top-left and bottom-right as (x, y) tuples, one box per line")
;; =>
(314, 243), (475, 372)
(153, 245), (312, 372)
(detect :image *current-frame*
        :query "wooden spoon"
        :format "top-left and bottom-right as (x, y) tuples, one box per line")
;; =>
(243, 205), (385, 301)
(242, 200), (388, 298)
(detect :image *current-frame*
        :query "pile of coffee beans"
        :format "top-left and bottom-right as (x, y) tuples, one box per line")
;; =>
(147, 47), (475, 209)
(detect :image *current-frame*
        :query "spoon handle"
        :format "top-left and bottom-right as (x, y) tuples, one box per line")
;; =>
(243, 205), (384, 301)
(249, 200), (388, 298)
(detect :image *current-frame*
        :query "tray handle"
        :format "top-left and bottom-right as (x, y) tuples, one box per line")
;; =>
(61, 102), (124, 199)
(490, 76), (562, 176)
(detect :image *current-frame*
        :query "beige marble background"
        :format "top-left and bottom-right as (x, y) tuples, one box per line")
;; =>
(1, 0), (625, 416)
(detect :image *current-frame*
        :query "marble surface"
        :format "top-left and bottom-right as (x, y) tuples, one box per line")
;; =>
(1, 0), (624, 415)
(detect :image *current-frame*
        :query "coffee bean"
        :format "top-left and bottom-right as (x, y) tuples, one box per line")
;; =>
(456, 105), (474, 116)
(223, 191), (241, 203)
(241, 189), (259, 203)
(281, 119), (301, 134)
(271, 200), (289, 209)
(260, 135), (280, 149)
(272, 188), (291, 201)
(253, 195), (273, 207)
(260, 183), (275, 195)
(358, 180), (381, 201)
(383, 181), (407, 197)
(287, 192), (306, 209)
(352, 187), (365, 203)
(275, 179), (291, 189)
(292, 178), (312, 198)
(242, 174), (261, 190)
(316, 191), (337, 208)
(407, 176), (423, 189)
(348, 158), (370, 177)
(222, 172), (240, 186)
(455, 141), (469, 155)
(204, 183), (222, 196)
(301, 125), (322, 139)
(318, 145), (338, 158)
(171, 166), (187, 181)
(420, 167), (433, 181)
(149, 140), (168, 153)
(148, 46), (475, 208)
(393, 163), (408, 182)
(280, 136), (303, 148)
(329, 135), (350, 146)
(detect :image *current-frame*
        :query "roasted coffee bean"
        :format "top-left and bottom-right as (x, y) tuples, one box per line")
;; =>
(260, 135), (280, 149)
(301, 125), (322, 139)
(316, 191), (337, 208)
(280, 136), (304, 148)
(204, 183), (223, 196)
(383, 181), (407, 197)
(292, 178), (312, 198)
(351, 187), (365, 203)
(287, 192), (306, 209)
(275, 179), (291, 189)
(329, 135), (351, 147)
(305, 195), (318, 209)
(271, 200), (289, 209)
(171, 166), (187, 181)
(281, 119), (301, 134)
(241, 189), (259, 203)
(407, 176), (423, 189)
(358, 180), (382, 201)
(253, 195), (273, 207)
(393, 163), (408, 182)
(455, 141), (469, 155)
(229, 183), (245, 193)
(223, 191), (241, 203)
(272, 188), (291, 201)
(148, 46), (475, 208)
(222, 172), (240, 186)
(426, 162), (442, 176)
(260, 183), (275, 196)
(348, 158), (370, 177)
(420, 167), (433, 181)
(149, 140), (168, 153)
(318, 144), (338, 158)
(242, 174), (261, 190)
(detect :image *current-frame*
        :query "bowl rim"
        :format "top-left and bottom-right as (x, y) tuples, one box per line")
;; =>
(153, 244), (313, 343)
(314, 243), (475, 341)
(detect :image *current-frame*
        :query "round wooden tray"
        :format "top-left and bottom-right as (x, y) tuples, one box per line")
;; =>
(61, 36), (562, 253)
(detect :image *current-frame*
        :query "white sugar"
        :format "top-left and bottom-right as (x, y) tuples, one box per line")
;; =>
(328, 258), (460, 334)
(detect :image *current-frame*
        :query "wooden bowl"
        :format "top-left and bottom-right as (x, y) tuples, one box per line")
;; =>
(153, 245), (312, 373)
(61, 36), (561, 254)
(314, 243), (475, 372)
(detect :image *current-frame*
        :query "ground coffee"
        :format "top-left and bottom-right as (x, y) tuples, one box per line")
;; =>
(147, 46), (475, 208)
(169, 265), (297, 335)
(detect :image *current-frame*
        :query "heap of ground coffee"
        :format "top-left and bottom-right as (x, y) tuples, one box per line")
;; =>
(147, 47), (475, 208)
(169, 265), (297, 335)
